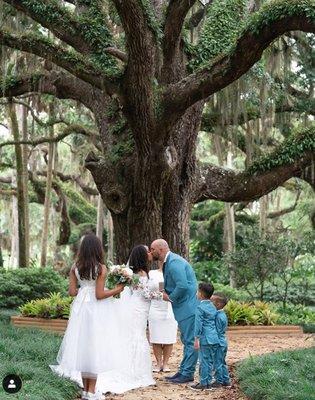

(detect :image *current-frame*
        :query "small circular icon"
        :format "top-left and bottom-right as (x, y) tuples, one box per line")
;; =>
(2, 374), (22, 394)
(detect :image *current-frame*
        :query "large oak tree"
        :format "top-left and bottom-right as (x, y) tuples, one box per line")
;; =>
(1, 0), (315, 261)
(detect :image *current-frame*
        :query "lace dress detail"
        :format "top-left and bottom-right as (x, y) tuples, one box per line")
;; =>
(96, 275), (157, 394)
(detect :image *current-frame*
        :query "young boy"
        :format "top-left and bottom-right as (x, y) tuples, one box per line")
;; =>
(211, 292), (231, 387)
(190, 282), (219, 391)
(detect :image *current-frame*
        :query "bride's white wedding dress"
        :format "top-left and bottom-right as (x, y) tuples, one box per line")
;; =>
(96, 275), (161, 394)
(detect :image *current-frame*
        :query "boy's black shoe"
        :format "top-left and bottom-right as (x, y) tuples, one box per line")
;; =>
(189, 383), (213, 391)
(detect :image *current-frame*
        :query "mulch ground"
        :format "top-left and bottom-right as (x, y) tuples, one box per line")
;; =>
(104, 332), (313, 400)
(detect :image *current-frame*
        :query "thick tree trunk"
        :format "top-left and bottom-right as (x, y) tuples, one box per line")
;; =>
(88, 103), (203, 263)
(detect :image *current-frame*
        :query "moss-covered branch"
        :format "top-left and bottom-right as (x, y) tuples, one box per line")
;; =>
(247, 125), (315, 175)
(0, 29), (112, 90)
(0, 71), (98, 109)
(2, 0), (88, 54)
(3, 0), (121, 82)
(194, 125), (315, 203)
(162, 0), (315, 122)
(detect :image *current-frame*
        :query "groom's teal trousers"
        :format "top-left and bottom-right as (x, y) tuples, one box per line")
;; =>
(178, 315), (198, 378)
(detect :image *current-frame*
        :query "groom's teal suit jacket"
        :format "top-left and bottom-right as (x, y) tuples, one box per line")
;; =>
(163, 252), (198, 322)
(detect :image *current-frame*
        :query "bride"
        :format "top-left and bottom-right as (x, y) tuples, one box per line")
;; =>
(96, 244), (163, 394)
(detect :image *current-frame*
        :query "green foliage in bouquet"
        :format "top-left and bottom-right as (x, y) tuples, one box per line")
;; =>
(0, 268), (68, 308)
(19, 293), (73, 319)
(225, 300), (279, 326)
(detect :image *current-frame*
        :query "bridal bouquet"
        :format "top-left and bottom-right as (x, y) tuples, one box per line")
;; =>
(106, 264), (139, 298)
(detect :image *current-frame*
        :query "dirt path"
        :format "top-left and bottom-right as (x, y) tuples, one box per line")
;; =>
(106, 333), (313, 400)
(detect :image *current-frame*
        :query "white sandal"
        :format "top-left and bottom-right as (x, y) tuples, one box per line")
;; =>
(86, 391), (105, 400)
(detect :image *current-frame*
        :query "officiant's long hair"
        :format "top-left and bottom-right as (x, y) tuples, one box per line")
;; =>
(76, 233), (104, 280)
(128, 245), (149, 277)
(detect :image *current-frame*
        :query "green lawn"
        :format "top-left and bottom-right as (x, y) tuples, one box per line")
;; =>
(0, 310), (79, 400)
(236, 347), (315, 400)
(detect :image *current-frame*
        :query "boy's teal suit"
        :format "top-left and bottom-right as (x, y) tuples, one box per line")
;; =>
(163, 252), (198, 378)
(214, 310), (230, 384)
(194, 300), (219, 385)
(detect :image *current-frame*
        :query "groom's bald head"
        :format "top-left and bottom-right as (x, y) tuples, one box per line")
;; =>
(150, 239), (170, 261)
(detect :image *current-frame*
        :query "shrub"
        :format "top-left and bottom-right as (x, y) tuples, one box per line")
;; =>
(213, 283), (249, 301)
(0, 268), (68, 308)
(274, 303), (315, 325)
(225, 300), (279, 326)
(19, 293), (73, 319)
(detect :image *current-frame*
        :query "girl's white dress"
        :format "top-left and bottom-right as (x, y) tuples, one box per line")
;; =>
(148, 269), (178, 344)
(96, 275), (161, 394)
(50, 268), (126, 386)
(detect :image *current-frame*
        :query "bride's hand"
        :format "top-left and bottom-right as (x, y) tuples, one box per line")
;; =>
(115, 283), (125, 293)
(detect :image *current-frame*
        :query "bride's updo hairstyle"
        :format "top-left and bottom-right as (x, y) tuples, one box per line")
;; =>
(128, 245), (149, 276)
(76, 233), (104, 280)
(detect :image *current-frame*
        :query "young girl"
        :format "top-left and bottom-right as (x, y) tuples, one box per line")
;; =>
(50, 233), (124, 400)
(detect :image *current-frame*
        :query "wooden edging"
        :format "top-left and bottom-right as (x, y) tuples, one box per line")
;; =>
(11, 316), (304, 336)
(227, 325), (303, 336)
(11, 315), (68, 333)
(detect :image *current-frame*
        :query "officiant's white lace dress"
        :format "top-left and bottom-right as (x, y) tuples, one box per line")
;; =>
(96, 275), (161, 394)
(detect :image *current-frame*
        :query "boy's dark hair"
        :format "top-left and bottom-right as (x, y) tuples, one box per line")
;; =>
(213, 292), (228, 308)
(198, 282), (214, 299)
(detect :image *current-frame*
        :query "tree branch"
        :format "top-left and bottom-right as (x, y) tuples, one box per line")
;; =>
(193, 126), (315, 203)
(0, 124), (100, 149)
(201, 99), (315, 135)
(0, 29), (114, 90)
(163, 0), (197, 77)
(2, 0), (90, 54)
(105, 47), (128, 63)
(36, 170), (99, 196)
(268, 190), (301, 219)
(0, 98), (67, 127)
(0, 71), (100, 110)
(162, 0), (315, 122)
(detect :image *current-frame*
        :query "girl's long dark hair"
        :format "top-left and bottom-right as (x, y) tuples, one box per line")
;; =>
(128, 245), (149, 276)
(76, 233), (104, 280)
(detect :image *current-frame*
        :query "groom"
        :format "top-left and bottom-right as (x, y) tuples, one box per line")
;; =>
(150, 239), (199, 384)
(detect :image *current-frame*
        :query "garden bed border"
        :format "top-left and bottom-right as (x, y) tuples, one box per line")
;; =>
(11, 315), (304, 335)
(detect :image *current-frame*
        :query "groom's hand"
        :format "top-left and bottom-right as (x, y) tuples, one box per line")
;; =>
(194, 338), (200, 350)
(162, 292), (172, 302)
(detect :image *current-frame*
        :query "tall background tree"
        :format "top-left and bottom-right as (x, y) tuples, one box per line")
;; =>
(0, 0), (314, 263)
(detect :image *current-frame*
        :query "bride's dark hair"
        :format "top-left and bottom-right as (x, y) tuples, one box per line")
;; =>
(76, 233), (104, 280)
(128, 245), (149, 276)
